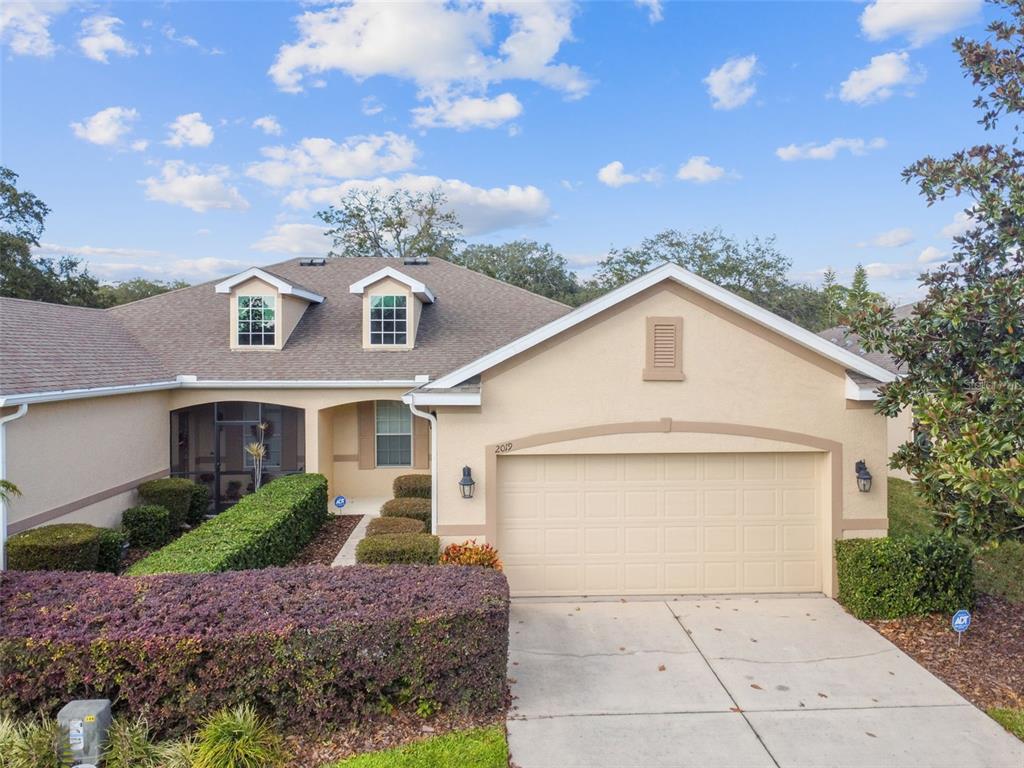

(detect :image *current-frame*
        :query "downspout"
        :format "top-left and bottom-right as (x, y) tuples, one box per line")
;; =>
(405, 396), (438, 535)
(0, 403), (29, 571)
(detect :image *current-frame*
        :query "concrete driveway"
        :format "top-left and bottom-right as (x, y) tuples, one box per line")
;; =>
(507, 595), (1024, 768)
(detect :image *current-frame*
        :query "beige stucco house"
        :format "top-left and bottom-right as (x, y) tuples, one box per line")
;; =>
(0, 257), (897, 596)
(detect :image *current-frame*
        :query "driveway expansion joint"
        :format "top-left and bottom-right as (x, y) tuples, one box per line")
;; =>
(709, 648), (896, 665)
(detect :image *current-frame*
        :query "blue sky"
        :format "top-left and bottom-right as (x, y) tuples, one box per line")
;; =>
(0, 0), (995, 302)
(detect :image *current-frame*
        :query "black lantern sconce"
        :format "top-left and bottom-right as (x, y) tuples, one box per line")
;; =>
(855, 460), (873, 493)
(458, 466), (476, 499)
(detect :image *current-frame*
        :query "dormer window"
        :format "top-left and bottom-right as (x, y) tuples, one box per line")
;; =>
(237, 295), (276, 346)
(370, 295), (407, 346)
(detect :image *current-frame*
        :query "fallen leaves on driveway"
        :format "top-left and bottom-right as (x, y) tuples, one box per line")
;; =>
(867, 595), (1024, 711)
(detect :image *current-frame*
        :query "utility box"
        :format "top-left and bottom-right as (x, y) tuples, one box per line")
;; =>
(57, 699), (111, 767)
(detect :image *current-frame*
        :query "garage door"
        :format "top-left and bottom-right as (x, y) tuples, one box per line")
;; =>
(497, 452), (823, 596)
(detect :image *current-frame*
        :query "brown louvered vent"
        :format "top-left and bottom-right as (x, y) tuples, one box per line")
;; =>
(643, 316), (685, 381)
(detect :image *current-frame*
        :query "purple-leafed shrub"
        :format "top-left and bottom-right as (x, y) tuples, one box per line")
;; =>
(0, 565), (509, 735)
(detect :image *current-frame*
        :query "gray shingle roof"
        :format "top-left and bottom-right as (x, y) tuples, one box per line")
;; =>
(0, 257), (571, 397)
(817, 303), (916, 378)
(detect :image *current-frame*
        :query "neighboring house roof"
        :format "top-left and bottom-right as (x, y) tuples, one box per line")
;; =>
(817, 303), (916, 378)
(0, 298), (175, 396)
(0, 257), (570, 400)
(426, 263), (899, 391)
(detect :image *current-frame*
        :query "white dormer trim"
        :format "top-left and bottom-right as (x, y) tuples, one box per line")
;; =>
(215, 267), (325, 304)
(426, 262), (898, 390)
(349, 266), (435, 304)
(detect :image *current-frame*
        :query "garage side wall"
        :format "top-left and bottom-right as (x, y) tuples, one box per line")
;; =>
(434, 283), (889, 594)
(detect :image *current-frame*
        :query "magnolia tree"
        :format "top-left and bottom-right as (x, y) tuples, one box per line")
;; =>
(852, 0), (1024, 541)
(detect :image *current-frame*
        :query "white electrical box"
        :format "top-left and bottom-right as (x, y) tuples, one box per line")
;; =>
(57, 699), (111, 767)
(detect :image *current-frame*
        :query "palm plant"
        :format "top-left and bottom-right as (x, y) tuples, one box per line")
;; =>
(244, 422), (269, 493)
(0, 480), (22, 506)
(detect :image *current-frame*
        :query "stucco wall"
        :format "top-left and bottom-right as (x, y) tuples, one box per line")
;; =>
(888, 407), (914, 481)
(432, 282), (889, 588)
(5, 391), (170, 532)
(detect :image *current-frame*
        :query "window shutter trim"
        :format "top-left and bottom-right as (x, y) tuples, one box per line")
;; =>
(357, 401), (376, 469)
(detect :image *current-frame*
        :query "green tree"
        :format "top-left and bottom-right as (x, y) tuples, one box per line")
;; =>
(843, 263), (884, 321)
(850, 0), (1024, 541)
(0, 166), (103, 306)
(821, 267), (846, 328)
(96, 278), (189, 307)
(591, 228), (827, 327)
(451, 240), (580, 304)
(316, 187), (463, 261)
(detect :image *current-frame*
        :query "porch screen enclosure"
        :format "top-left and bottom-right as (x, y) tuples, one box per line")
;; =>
(170, 402), (305, 513)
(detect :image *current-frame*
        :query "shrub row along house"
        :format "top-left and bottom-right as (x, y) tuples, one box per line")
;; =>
(0, 256), (897, 596)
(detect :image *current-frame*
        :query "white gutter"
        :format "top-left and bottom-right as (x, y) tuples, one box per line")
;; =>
(0, 404), (29, 570)
(404, 393), (438, 535)
(0, 381), (180, 407)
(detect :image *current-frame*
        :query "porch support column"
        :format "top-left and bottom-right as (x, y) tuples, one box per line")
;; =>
(304, 407), (334, 500)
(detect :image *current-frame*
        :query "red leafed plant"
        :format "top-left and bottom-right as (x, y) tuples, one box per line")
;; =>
(440, 540), (503, 571)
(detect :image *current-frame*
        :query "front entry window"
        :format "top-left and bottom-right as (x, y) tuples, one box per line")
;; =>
(375, 400), (412, 466)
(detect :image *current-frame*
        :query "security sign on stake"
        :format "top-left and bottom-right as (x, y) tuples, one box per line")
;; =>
(951, 609), (971, 645)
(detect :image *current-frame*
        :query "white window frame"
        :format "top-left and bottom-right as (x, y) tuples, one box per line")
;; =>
(375, 400), (413, 467)
(237, 294), (276, 347)
(369, 294), (408, 346)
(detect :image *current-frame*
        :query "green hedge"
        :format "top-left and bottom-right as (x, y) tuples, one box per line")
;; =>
(96, 528), (127, 573)
(392, 474), (431, 499)
(356, 533), (440, 565)
(7, 524), (102, 571)
(380, 497), (431, 526)
(187, 483), (211, 526)
(835, 534), (974, 619)
(127, 473), (328, 575)
(138, 478), (195, 531)
(366, 517), (425, 536)
(122, 505), (171, 549)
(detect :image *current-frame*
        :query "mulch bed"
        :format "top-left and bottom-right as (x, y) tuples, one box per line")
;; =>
(285, 709), (504, 767)
(867, 594), (1024, 711)
(290, 515), (363, 566)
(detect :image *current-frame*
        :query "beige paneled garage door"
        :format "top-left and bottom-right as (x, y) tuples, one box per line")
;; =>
(497, 453), (823, 596)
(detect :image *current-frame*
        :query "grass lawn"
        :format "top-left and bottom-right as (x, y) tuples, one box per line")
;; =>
(989, 708), (1024, 741)
(887, 477), (1024, 603)
(330, 726), (507, 768)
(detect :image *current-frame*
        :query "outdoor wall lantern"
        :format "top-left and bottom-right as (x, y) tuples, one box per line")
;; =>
(459, 466), (476, 499)
(855, 460), (873, 493)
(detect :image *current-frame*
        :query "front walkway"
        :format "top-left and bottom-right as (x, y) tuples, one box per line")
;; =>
(507, 595), (1024, 768)
(330, 496), (387, 566)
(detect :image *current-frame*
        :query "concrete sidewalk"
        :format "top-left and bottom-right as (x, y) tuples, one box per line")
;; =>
(507, 596), (1024, 768)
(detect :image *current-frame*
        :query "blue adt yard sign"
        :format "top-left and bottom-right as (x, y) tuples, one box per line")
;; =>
(952, 609), (971, 645)
(334, 495), (347, 510)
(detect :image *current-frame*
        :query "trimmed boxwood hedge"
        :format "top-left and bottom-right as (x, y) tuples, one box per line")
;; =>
(137, 478), (195, 531)
(0, 566), (509, 734)
(7, 523), (103, 572)
(186, 483), (211, 525)
(122, 505), (171, 549)
(127, 473), (328, 575)
(356, 533), (440, 565)
(392, 474), (431, 499)
(365, 516), (425, 536)
(96, 528), (127, 573)
(380, 497), (431, 525)
(835, 534), (974, 619)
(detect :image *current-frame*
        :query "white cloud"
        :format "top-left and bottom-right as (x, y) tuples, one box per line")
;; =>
(70, 106), (139, 146)
(163, 24), (198, 48)
(283, 174), (550, 236)
(78, 15), (137, 63)
(704, 54), (758, 110)
(251, 223), (330, 256)
(35, 242), (164, 261)
(839, 52), (923, 105)
(676, 156), (726, 184)
(860, 0), (982, 46)
(941, 210), (976, 238)
(635, 0), (663, 24)
(246, 132), (418, 188)
(252, 115), (283, 136)
(165, 113), (215, 148)
(1, 1), (69, 57)
(412, 92), (523, 130)
(864, 261), (918, 279)
(597, 160), (660, 188)
(130, 139), (149, 152)
(142, 161), (249, 213)
(269, 1), (588, 127)
(560, 179), (580, 191)
(917, 245), (946, 263)
(861, 227), (914, 248)
(361, 96), (384, 116)
(776, 137), (887, 161)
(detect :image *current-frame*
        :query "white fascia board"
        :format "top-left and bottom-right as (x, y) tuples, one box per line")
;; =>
(845, 376), (881, 401)
(348, 266), (435, 304)
(0, 380), (181, 407)
(402, 389), (481, 406)
(426, 263), (898, 390)
(215, 267), (325, 304)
